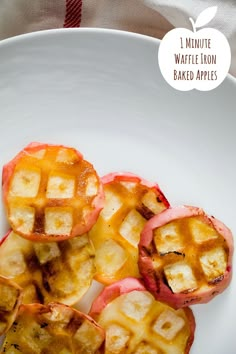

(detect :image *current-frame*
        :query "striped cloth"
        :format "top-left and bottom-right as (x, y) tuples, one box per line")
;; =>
(64, 0), (82, 27)
(0, 0), (235, 76)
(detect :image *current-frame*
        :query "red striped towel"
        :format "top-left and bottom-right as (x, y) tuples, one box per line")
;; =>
(64, 0), (82, 28)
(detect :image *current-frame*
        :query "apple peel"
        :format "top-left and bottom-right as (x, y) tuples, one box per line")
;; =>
(138, 205), (234, 308)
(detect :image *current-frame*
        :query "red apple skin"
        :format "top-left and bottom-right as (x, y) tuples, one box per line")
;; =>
(89, 277), (146, 319)
(89, 277), (195, 354)
(101, 172), (170, 209)
(138, 206), (234, 308)
(2, 142), (104, 241)
(0, 230), (10, 246)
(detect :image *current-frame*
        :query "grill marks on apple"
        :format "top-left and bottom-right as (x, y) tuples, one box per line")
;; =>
(0, 276), (22, 335)
(138, 206), (233, 307)
(3, 143), (104, 241)
(0, 230), (95, 305)
(89, 278), (195, 354)
(155, 218), (227, 292)
(89, 173), (169, 284)
(101, 293), (193, 353)
(1, 303), (105, 354)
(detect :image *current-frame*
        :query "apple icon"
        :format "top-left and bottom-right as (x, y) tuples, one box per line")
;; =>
(158, 6), (231, 91)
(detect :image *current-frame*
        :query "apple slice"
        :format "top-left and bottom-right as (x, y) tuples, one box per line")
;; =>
(2, 142), (104, 241)
(138, 206), (233, 308)
(1, 302), (105, 354)
(0, 276), (22, 335)
(89, 172), (169, 284)
(0, 230), (95, 305)
(89, 277), (195, 354)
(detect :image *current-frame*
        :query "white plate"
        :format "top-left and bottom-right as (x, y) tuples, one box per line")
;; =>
(0, 28), (235, 354)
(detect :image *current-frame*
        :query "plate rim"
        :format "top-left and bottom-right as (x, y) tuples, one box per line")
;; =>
(0, 27), (235, 85)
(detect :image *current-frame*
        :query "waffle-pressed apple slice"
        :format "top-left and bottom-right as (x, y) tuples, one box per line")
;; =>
(1, 302), (105, 354)
(2, 142), (104, 241)
(0, 276), (22, 335)
(0, 230), (95, 305)
(138, 206), (234, 308)
(89, 172), (169, 284)
(89, 277), (195, 354)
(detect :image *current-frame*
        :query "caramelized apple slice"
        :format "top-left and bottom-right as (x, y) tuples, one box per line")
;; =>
(1, 302), (105, 354)
(0, 230), (95, 305)
(138, 206), (233, 308)
(0, 276), (22, 335)
(89, 278), (195, 354)
(89, 172), (169, 284)
(2, 142), (104, 241)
